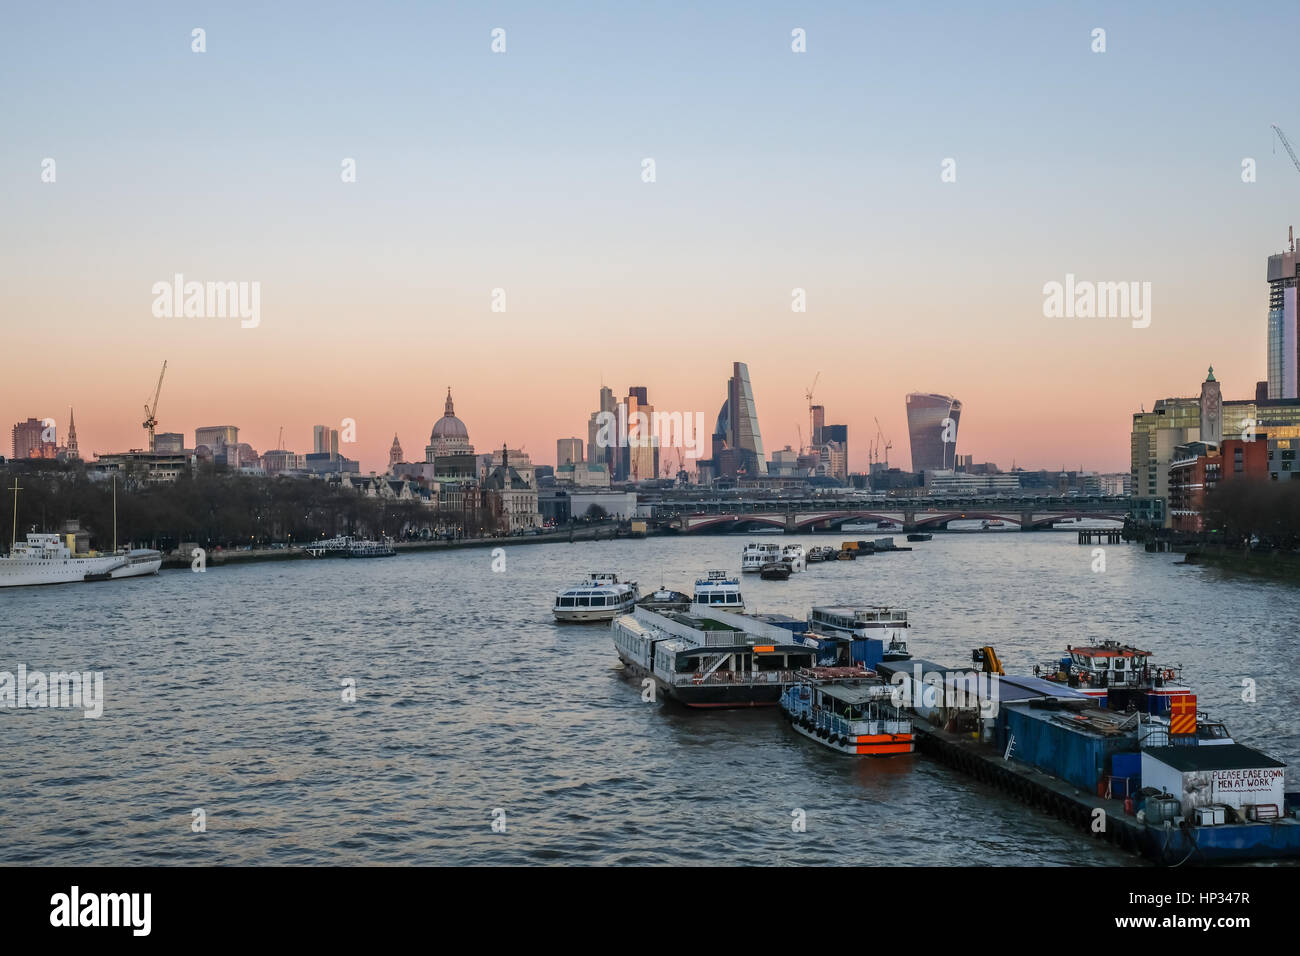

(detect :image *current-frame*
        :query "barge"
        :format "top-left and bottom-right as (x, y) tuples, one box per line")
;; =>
(877, 646), (1300, 864)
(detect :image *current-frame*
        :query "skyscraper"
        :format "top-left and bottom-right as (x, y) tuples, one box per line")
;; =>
(556, 438), (583, 466)
(1267, 242), (1300, 398)
(711, 361), (765, 478)
(905, 393), (961, 472)
(587, 385), (617, 476)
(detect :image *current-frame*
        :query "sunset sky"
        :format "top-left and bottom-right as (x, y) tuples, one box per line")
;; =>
(4, 2), (1298, 474)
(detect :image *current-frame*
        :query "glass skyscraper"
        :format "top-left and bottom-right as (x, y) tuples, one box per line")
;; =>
(905, 392), (961, 472)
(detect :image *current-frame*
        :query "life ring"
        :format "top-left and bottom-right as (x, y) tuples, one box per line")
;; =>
(1165, 670), (1174, 681)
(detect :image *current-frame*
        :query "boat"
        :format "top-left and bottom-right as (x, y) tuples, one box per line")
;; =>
(637, 587), (693, 612)
(877, 646), (1300, 864)
(780, 670), (915, 756)
(805, 546), (826, 563)
(692, 570), (744, 611)
(981, 520), (1005, 529)
(780, 544), (805, 572)
(553, 572), (640, 622)
(611, 606), (818, 707)
(809, 606), (911, 661)
(741, 541), (782, 572)
(760, 562), (791, 580)
(343, 539), (396, 558)
(0, 482), (161, 588)
(906, 533), (932, 542)
(1036, 640), (1191, 712)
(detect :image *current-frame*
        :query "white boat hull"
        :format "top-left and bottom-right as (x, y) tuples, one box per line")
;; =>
(0, 551), (161, 588)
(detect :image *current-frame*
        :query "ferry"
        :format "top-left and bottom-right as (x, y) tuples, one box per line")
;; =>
(611, 606), (817, 707)
(553, 573), (640, 622)
(692, 570), (744, 611)
(741, 541), (782, 572)
(809, 606), (911, 661)
(759, 562), (791, 580)
(781, 544), (805, 572)
(781, 671), (915, 756)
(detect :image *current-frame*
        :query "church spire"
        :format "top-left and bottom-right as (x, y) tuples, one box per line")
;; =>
(445, 388), (455, 417)
(66, 407), (80, 460)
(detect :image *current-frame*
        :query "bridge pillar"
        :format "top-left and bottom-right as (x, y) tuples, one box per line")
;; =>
(785, 514), (798, 534)
(1020, 510), (1034, 531)
(902, 509), (916, 533)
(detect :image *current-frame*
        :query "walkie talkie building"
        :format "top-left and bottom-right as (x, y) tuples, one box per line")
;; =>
(905, 392), (961, 472)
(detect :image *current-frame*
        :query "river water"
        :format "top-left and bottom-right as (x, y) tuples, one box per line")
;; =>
(2, 532), (1297, 865)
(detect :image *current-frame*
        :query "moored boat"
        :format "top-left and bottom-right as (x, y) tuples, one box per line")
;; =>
(809, 606), (911, 661)
(693, 570), (744, 611)
(553, 572), (640, 622)
(759, 562), (791, 581)
(781, 671), (915, 756)
(781, 544), (805, 572)
(611, 606), (817, 707)
(637, 586), (693, 613)
(906, 532), (932, 542)
(741, 541), (782, 572)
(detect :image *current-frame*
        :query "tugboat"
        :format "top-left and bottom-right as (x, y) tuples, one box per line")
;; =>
(906, 532), (933, 542)
(1037, 640), (1190, 712)
(553, 572), (640, 622)
(781, 669), (915, 756)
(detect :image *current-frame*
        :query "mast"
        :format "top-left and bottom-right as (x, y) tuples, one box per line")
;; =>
(112, 476), (117, 552)
(9, 479), (19, 551)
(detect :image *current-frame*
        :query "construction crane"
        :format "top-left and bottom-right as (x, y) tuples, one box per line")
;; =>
(142, 360), (167, 451)
(803, 372), (821, 454)
(1273, 124), (1300, 175)
(873, 416), (892, 470)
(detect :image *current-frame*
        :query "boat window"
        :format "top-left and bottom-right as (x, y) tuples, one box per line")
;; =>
(1114, 658), (1125, 670)
(577, 596), (591, 607)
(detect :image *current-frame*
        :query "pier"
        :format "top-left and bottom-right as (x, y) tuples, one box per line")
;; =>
(1078, 529), (1124, 544)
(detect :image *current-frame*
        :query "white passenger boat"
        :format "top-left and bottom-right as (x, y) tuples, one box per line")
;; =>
(809, 606), (912, 661)
(741, 541), (781, 572)
(0, 482), (161, 588)
(781, 544), (805, 572)
(0, 533), (162, 588)
(553, 573), (640, 622)
(692, 570), (745, 611)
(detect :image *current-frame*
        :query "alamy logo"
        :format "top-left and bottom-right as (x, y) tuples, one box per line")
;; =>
(151, 274), (261, 328)
(593, 405), (708, 459)
(50, 886), (151, 936)
(0, 665), (103, 718)
(1042, 274), (1151, 328)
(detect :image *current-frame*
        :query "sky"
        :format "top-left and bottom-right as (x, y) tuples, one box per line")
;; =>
(3, 1), (1298, 474)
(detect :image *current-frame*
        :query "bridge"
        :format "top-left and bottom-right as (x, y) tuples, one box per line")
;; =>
(648, 496), (1130, 534)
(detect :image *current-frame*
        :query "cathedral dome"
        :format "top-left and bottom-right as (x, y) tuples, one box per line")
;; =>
(431, 389), (469, 442)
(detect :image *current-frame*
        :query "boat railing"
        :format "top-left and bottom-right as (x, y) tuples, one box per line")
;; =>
(674, 669), (798, 687)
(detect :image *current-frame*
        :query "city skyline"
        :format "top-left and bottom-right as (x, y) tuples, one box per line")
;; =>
(6, 4), (1300, 474)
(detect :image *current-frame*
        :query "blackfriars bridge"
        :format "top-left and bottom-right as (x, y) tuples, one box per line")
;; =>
(647, 496), (1130, 534)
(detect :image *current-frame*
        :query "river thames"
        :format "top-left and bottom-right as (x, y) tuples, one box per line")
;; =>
(2, 531), (1297, 865)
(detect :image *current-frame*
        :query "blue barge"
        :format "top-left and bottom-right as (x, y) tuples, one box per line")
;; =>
(877, 649), (1300, 865)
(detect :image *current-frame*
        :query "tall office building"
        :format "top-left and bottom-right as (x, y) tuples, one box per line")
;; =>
(557, 438), (583, 466)
(625, 386), (656, 481)
(905, 393), (961, 472)
(587, 385), (617, 476)
(710, 361), (765, 478)
(1268, 243), (1300, 399)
